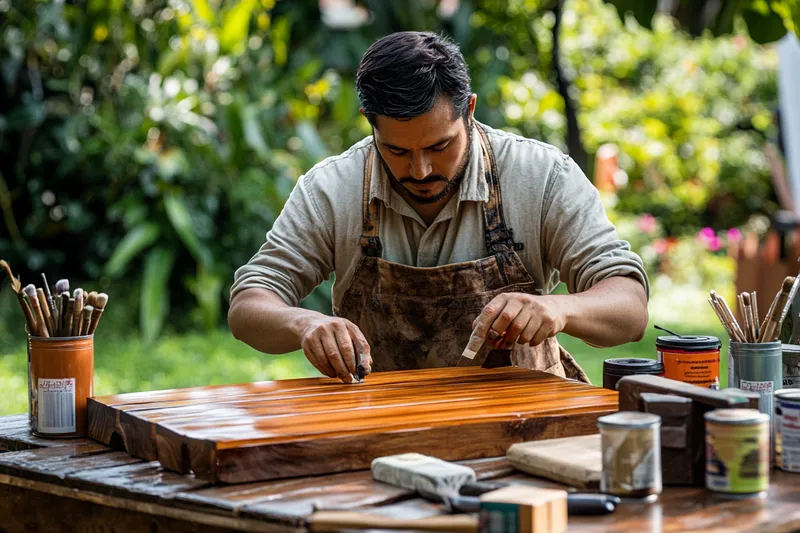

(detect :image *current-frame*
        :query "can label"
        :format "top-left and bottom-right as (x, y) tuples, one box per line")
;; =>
(776, 398), (800, 472)
(739, 380), (774, 416)
(659, 349), (720, 388)
(36, 378), (76, 434)
(706, 421), (769, 493)
(784, 351), (800, 388)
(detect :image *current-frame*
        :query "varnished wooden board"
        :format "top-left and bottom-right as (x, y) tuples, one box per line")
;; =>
(88, 367), (618, 484)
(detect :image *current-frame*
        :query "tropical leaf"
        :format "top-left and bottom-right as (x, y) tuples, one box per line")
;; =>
(140, 246), (177, 344)
(104, 223), (161, 278)
(742, 7), (788, 44)
(163, 192), (213, 268)
(604, 0), (658, 29)
(192, 0), (215, 24)
(220, 0), (258, 53)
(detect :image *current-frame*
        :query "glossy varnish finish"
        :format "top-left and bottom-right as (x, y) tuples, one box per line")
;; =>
(87, 367), (618, 483)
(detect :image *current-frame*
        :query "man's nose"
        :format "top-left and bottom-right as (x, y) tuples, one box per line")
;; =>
(409, 152), (432, 180)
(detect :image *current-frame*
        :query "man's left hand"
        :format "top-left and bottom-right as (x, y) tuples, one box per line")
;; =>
(472, 292), (566, 350)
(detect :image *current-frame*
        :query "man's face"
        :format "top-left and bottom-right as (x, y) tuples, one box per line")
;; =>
(371, 96), (475, 205)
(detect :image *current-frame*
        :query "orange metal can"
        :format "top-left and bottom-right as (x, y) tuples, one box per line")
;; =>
(27, 335), (94, 438)
(656, 335), (721, 388)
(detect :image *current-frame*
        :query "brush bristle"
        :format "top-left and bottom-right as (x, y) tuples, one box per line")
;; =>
(784, 277), (795, 291)
(55, 279), (69, 294)
(23, 284), (37, 298)
(73, 288), (83, 300)
(96, 293), (108, 308)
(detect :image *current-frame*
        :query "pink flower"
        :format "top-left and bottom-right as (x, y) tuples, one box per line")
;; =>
(727, 228), (742, 242)
(652, 238), (669, 255)
(707, 236), (722, 252)
(697, 227), (722, 252)
(637, 214), (657, 234)
(699, 227), (716, 240)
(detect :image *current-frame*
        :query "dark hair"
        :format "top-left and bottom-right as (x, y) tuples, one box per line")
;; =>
(356, 31), (472, 125)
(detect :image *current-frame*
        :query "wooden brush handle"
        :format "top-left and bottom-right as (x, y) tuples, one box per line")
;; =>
(307, 511), (478, 533)
(88, 306), (104, 335)
(16, 293), (38, 335)
(37, 289), (56, 338)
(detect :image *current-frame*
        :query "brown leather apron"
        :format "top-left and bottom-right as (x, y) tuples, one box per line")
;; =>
(335, 124), (590, 383)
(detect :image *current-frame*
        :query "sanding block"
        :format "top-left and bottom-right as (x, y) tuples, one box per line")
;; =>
(371, 453), (477, 494)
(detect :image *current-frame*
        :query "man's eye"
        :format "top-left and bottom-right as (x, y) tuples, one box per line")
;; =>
(389, 149), (406, 156)
(431, 144), (449, 153)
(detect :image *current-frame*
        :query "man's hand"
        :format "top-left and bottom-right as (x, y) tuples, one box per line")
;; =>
(472, 293), (566, 350)
(299, 316), (373, 383)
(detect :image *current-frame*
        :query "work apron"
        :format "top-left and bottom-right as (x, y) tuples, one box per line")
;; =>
(335, 124), (590, 383)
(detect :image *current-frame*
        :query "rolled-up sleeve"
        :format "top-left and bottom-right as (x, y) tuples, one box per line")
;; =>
(541, 154), (650, 297)
(230, 173), (334, 307)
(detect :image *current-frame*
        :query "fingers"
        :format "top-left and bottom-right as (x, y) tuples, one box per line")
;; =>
(333, 324), (357, 375)
(347, 322), (373, 375)
(305, 337), (337, 378)
(489, 298), (524, 346)
(530, 313), (556, 346)
(320, 330), (354, 383)
(472, 296), (506, 346)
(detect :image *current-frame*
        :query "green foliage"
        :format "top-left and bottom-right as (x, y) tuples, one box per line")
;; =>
(0, 0), (784, 342)
(603, 0), (800, 43)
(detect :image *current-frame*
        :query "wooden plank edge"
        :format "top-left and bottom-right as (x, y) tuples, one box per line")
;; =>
(0, 473), (300, 533)
(199, 409), (613, 484)
(87, 397), (122, 447)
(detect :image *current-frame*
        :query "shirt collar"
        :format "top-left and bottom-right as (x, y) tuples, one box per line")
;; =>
(368, 121), (489, 208)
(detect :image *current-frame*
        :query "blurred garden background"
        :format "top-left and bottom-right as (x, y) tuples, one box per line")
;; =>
(1, 0), (799, 415)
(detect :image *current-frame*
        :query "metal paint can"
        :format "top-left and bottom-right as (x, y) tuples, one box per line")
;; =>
(729, 341), (782, 421)
(602, 358), (664, 391)
(656, 335), (720, 388)
(705, 409), (769, 497)
(781, 344), (800, 389)
(774, 389), (800, 473)
(597, 411), (662, 500)
(28, 334), (94, 438)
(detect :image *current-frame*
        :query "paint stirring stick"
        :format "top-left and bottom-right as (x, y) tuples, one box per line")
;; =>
(65, 297), (75, 337)
(24, 285), (48, 338)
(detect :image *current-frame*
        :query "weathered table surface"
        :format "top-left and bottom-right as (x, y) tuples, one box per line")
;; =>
(1, 413), (799, 533)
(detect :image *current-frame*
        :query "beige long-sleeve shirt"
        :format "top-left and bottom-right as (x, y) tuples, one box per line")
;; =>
(231, 122), (649, 311)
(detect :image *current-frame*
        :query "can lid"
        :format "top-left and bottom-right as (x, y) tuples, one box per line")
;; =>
(775, 389), (800, 403)
(704, 408), (768, 425)
(655, 335), (721, 350)
(603, 358), (664, 375)
(781, 344), (800, 354)
(597, 411), (661, 429)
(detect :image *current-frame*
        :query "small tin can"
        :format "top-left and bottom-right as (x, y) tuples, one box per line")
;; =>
(781, 344), (800, 389)
(597, 411), (662, 500)
(775, 389), (800, 472)
(656, 335), (720, 388)
(28, 335), (94, 438)
(705, 408), (769, 497)
(602, 358), (664, 391)
(729, 341), (782, 421)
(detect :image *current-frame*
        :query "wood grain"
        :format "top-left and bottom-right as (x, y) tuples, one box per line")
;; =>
(88, 367), (618, 483)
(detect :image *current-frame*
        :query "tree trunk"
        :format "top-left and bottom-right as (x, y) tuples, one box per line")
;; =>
(552, 0), (588, 172)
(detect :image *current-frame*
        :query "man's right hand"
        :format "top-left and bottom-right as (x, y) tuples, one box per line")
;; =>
(299, 316), (373, 383)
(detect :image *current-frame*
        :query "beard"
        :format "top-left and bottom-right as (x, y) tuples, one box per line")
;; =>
(380, 134), (473, 205)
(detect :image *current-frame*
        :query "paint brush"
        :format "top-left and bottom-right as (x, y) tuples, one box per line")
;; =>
(71, 288), (84, 336)
(751, 291), (760, 340)
(85, 291), (98, 308)
(0, 260), (37, 334)
(55, 280), (69, 335)
(36, 288), (56, 336)
(88, 293), (107, 334)
(711, 291), (746, 342)
(759, 276), (795, 342)
(80, 305), (93, 336)
(40, 273), (57, 328)
(24, 284), (48, 338)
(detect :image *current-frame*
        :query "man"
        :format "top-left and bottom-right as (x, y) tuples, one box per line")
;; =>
(228, 31), (649, 384)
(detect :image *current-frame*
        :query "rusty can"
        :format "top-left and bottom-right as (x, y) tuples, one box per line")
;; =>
(28, 335), (94, 438)
(597, 411), (662, 500)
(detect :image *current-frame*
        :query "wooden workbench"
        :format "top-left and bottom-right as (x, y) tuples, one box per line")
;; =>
(1, 413), (799, 533)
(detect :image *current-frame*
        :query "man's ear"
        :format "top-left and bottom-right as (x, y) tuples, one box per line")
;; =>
(359, 107), (367, 119)
(467, 94), (477, 120)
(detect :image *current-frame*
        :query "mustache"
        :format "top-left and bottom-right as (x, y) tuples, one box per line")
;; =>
(398, 175), (449, 185)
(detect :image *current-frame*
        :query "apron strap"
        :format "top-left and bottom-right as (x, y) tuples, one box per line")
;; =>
(474, 123), (524, 255)
(359, 147), (383, 257)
